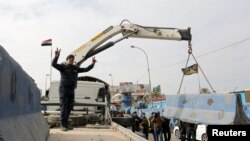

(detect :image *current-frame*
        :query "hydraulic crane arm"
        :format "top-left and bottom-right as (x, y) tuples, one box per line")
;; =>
(71, 20), (191, 66)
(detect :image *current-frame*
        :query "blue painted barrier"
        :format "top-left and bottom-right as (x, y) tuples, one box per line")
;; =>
(162, 94), (248, 125)
(132, 94), (248, 125)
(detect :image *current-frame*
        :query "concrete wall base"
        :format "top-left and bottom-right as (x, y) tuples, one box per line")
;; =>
(0, 113), (49, 141)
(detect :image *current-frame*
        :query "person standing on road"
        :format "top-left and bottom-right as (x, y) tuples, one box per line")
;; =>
(140, 112), (149, 139)
(131, 111), (141, 132)
(52, 48), (96, 131)
(162, 116), (171, 141)
(151, 112), (164, 141)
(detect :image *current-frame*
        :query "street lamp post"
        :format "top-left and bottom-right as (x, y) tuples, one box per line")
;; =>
(130, 45), (151, 93)
(109, 73), (113, 92)
(45, 74), (50, 95)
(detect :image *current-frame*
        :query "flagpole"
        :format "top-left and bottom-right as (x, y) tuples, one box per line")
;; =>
(50, 45), (52, 84)
(41, 39), (52, 87)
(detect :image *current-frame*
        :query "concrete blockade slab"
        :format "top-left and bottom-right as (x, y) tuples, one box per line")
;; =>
(0, 46), (50, 141)
(0, 113), (49, 141)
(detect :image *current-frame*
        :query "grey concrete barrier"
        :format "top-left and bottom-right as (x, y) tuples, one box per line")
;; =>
(0, 46), (49, 141)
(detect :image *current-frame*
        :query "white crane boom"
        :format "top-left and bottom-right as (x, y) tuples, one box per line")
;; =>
(71, 20), (191, 66)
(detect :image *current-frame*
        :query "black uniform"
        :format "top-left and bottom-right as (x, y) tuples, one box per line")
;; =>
(52, 56), (94, 128)
(162, 117), (171, 141)
(131, 113), (141, 132)
(141, 116), (149, 139)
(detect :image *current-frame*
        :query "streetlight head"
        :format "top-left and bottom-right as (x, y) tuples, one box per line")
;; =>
(130, 45), (135, 48)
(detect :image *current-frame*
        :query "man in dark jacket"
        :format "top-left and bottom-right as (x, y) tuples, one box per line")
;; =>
(52, 48), (96, 131)
(140, 113), (149, 139)
(131, 111), (141, 132)
(162, 116), (171, 141)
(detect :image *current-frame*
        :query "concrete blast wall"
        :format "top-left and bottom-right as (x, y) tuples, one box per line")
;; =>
(0, 46), (49, 141)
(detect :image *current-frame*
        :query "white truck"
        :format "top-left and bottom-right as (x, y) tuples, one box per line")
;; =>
(42, 76), (110, 126)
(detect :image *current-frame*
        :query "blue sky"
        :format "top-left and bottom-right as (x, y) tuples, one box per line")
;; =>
(1, 0), (250, 95)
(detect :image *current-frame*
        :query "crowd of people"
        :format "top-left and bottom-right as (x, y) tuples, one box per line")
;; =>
(131, 111), (171, 141)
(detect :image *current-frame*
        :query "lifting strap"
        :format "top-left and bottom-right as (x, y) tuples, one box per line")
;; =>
(177, 41), (216, 94)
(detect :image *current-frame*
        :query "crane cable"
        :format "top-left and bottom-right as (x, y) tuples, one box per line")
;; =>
(177, 41), (216, 94)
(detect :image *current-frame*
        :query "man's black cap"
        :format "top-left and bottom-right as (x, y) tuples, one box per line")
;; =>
(66, 54), (74, 60)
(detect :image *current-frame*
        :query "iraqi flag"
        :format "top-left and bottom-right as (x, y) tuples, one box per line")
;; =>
(41, 39), (52, 46)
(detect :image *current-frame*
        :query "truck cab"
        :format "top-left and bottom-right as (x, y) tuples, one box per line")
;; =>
(41, 76), (110, 126)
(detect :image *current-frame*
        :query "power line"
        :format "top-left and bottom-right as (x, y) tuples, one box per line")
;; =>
(152, 37), (250, 71)
(196, 37), (250, 58)
(135, 69), (147, 82)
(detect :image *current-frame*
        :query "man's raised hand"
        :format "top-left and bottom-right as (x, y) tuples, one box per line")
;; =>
(55, 48), (61, 57)
(92, 57), (97, 64)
